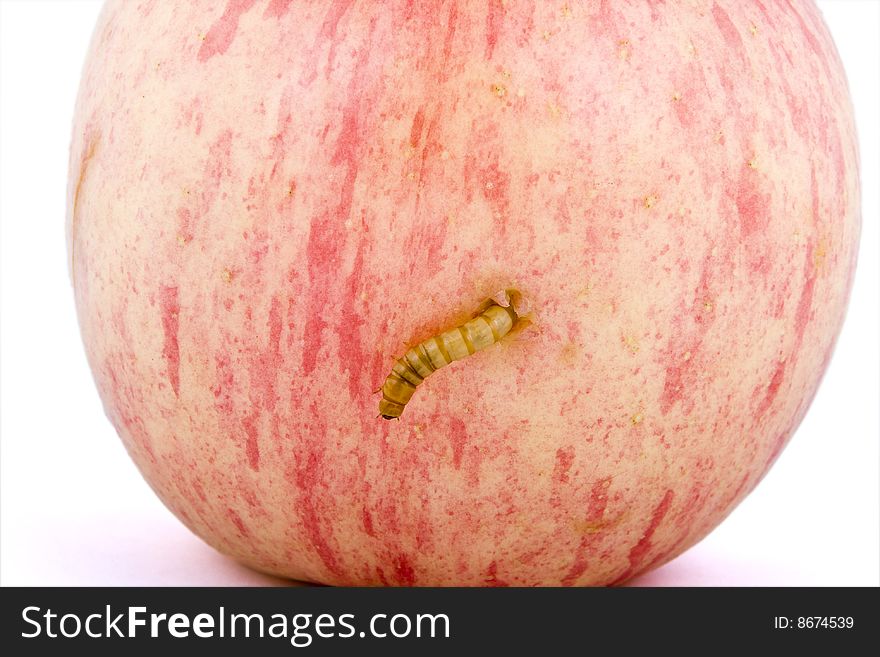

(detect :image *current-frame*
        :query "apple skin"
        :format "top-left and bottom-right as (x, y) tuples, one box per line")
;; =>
(67, 0), (859, 586)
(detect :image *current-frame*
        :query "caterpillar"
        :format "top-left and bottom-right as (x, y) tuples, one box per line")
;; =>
(378, 292), (521, 420)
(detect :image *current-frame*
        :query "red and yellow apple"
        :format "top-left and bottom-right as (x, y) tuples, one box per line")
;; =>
(67, 0), (860, 585)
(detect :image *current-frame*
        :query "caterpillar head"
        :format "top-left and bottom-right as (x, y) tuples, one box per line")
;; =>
(378, 398), (405, 420)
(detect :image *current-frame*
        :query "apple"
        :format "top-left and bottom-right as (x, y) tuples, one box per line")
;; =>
(67, 0), (860, 585)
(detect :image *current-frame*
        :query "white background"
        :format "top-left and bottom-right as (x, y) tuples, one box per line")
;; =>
(1, 0), (877, 586)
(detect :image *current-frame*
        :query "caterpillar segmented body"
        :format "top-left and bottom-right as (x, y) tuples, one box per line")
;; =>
(378, 300), (519, 419)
